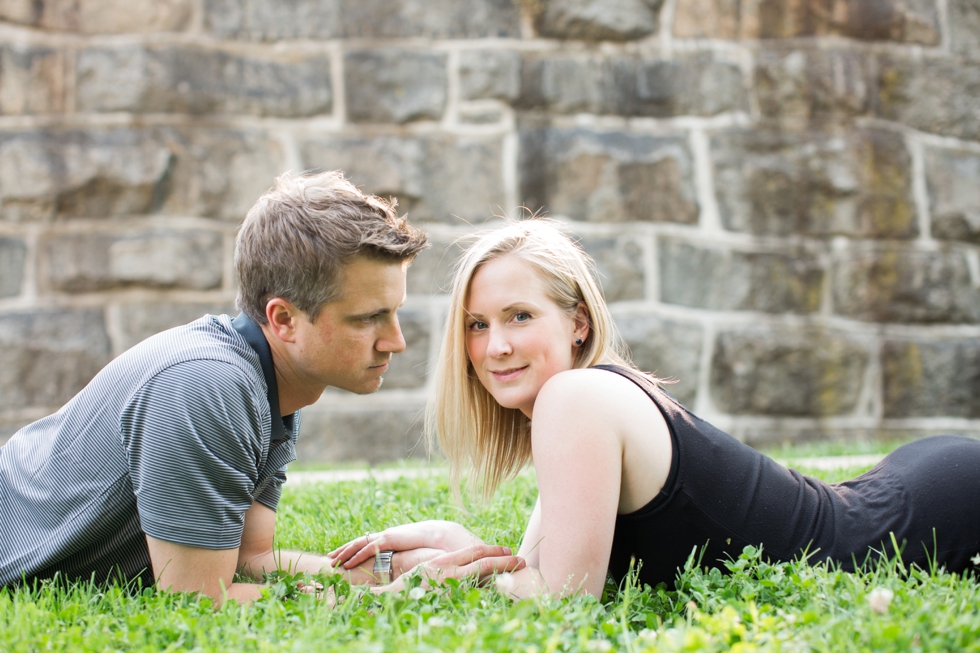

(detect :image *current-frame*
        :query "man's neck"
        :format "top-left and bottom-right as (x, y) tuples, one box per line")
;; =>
(259, 323), (324, 416)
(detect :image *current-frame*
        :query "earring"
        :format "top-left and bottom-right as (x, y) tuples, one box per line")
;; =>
(575, 338), (583, 346)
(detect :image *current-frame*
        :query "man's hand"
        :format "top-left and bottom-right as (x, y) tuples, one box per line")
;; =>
(330, 520), (486, 570)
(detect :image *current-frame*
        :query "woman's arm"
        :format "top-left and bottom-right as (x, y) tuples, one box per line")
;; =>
(499, 369), (627, 599)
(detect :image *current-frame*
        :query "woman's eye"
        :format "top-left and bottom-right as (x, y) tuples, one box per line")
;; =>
(468, 320), (488, 331)
(513, 312), (531, 323)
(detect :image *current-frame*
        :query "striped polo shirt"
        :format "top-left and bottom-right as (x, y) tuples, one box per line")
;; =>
(0, 313), (299, 587)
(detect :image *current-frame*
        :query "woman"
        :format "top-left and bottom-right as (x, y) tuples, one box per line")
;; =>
(332, 219), (980, 598)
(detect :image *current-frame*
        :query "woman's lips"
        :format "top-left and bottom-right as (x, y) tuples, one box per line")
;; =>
(491, 366), (526, 382)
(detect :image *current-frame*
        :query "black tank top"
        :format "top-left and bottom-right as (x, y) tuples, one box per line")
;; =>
(597, 365), (939, 588)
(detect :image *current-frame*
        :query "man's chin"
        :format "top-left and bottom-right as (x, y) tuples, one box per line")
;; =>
(344, 377), (384, 395)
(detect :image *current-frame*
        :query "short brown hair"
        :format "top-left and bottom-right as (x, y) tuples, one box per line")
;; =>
(235, 170), (429, 324)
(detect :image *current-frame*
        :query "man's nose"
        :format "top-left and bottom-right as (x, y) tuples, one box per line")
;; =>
(378, 315), (406, 354)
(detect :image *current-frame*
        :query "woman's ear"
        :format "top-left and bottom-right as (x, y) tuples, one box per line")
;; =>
(572, 302), (590, 345)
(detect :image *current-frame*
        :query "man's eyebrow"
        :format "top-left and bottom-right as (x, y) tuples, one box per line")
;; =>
(350, 300), (405, 320)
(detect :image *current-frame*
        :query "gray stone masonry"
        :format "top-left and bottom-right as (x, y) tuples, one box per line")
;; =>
(1, 0), (980, 461)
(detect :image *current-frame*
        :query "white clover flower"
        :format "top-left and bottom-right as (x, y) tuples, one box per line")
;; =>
(971, 553), (980, 566)
(495, 572), (516, 595)
(867, 587), (894, 614)
(428, 617), (447, 628)
(585, 640), (612, 652)
(408, 586), (426, 600)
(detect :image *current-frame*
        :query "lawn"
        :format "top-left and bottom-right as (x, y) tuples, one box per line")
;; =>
(3, 449), (980, 652)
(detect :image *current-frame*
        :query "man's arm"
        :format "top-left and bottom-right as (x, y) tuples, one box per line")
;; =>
(234, 502), (387, 584)
(147, 502), (429, 603)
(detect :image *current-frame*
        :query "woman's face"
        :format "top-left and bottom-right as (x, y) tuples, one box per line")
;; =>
(464, 254), (586, 419)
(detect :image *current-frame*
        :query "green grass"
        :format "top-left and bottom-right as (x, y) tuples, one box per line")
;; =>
(4, 445), (979, 652)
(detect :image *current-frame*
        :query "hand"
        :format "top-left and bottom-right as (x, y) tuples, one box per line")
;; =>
(331, 521), (486, 570)
(382, 544), (525, 592)
(392, 548), (444, 577)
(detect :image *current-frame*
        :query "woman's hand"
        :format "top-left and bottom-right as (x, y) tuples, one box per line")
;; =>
(330, 521), (486, 570)
(378, 544), (525, 592)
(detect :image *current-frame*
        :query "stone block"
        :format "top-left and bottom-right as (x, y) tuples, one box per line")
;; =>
(533, 0), (664, 41)
(407, 240), (460, 296)
(459, 50), (521, 102)
(380, 308), (430, 390)
(659, 240), (824, 314)
(295, 406), (427, 464)
(672, 0), (742, 39)
(345, 50), (446, 124)
(0, 0), (192, 33)
(164, 128), (287, 222)
(116, 302), (237, 352)
(0, 237), (26, 298)
(42, 230), (224, 293)
(300, 133), (505, 224)
(204, 0), (519, 40)
(882, 338), (980, 418)
(710, 325), (869, 417)
(675, 0), (939, 43)
(831, 247), (980, 324)
(950, 0), (980, 60)
(76, 46), (332, 118)
(712, 128), (916, 238)
(613, 311), (702, 407)
(579, 234), (645, 303)
(0, 129), (173, 222)
(518, 51), (745, 117)
(520, 127), (698, 224)
(754, 48), (872, 128)
(0, 45), (65, 115)
(876, 55), (980, 142)
(925, 146), (980, 245)
(0, 308), (112, 411)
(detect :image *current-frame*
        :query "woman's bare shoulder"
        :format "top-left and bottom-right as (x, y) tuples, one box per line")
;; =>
(535, 367), (658, 421)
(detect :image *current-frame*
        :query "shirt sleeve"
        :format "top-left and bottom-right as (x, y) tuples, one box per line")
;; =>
(119, 359), (269, 550)
(254, 465), (287, 511)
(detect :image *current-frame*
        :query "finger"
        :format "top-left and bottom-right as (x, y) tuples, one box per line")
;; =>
(342, 539), (391, 569)
(457, 555), (525, 581)
(331, 542), (368, 566)
(330, 532), (375, 559)
(429, 544), (513, 568)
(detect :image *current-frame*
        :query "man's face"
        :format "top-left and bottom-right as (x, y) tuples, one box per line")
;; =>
(292, 256), (409, 395)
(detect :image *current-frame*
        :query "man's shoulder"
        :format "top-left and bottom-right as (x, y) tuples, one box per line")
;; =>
(126, 314), (259, 375)
(106, 314), (266, 405)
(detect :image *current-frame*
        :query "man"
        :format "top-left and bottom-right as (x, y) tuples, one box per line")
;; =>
(0, 171), (519, 603)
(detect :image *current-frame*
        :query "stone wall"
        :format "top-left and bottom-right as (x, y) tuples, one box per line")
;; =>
(1, 0), (979, 460)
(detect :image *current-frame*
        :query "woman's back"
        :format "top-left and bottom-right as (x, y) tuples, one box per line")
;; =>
(598, 365), (980, 588)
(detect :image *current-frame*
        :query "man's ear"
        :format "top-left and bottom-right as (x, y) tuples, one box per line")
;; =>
(264, 298), (302, 343)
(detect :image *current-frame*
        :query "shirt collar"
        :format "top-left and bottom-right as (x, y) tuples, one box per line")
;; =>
(231, 312), (292, 442)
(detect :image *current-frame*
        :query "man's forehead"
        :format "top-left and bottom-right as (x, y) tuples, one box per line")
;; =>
(330, 257), (408, 308)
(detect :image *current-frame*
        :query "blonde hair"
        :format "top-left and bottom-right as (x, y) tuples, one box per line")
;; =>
(236, 170), (428, 324)
(427, 219), (632, 500)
